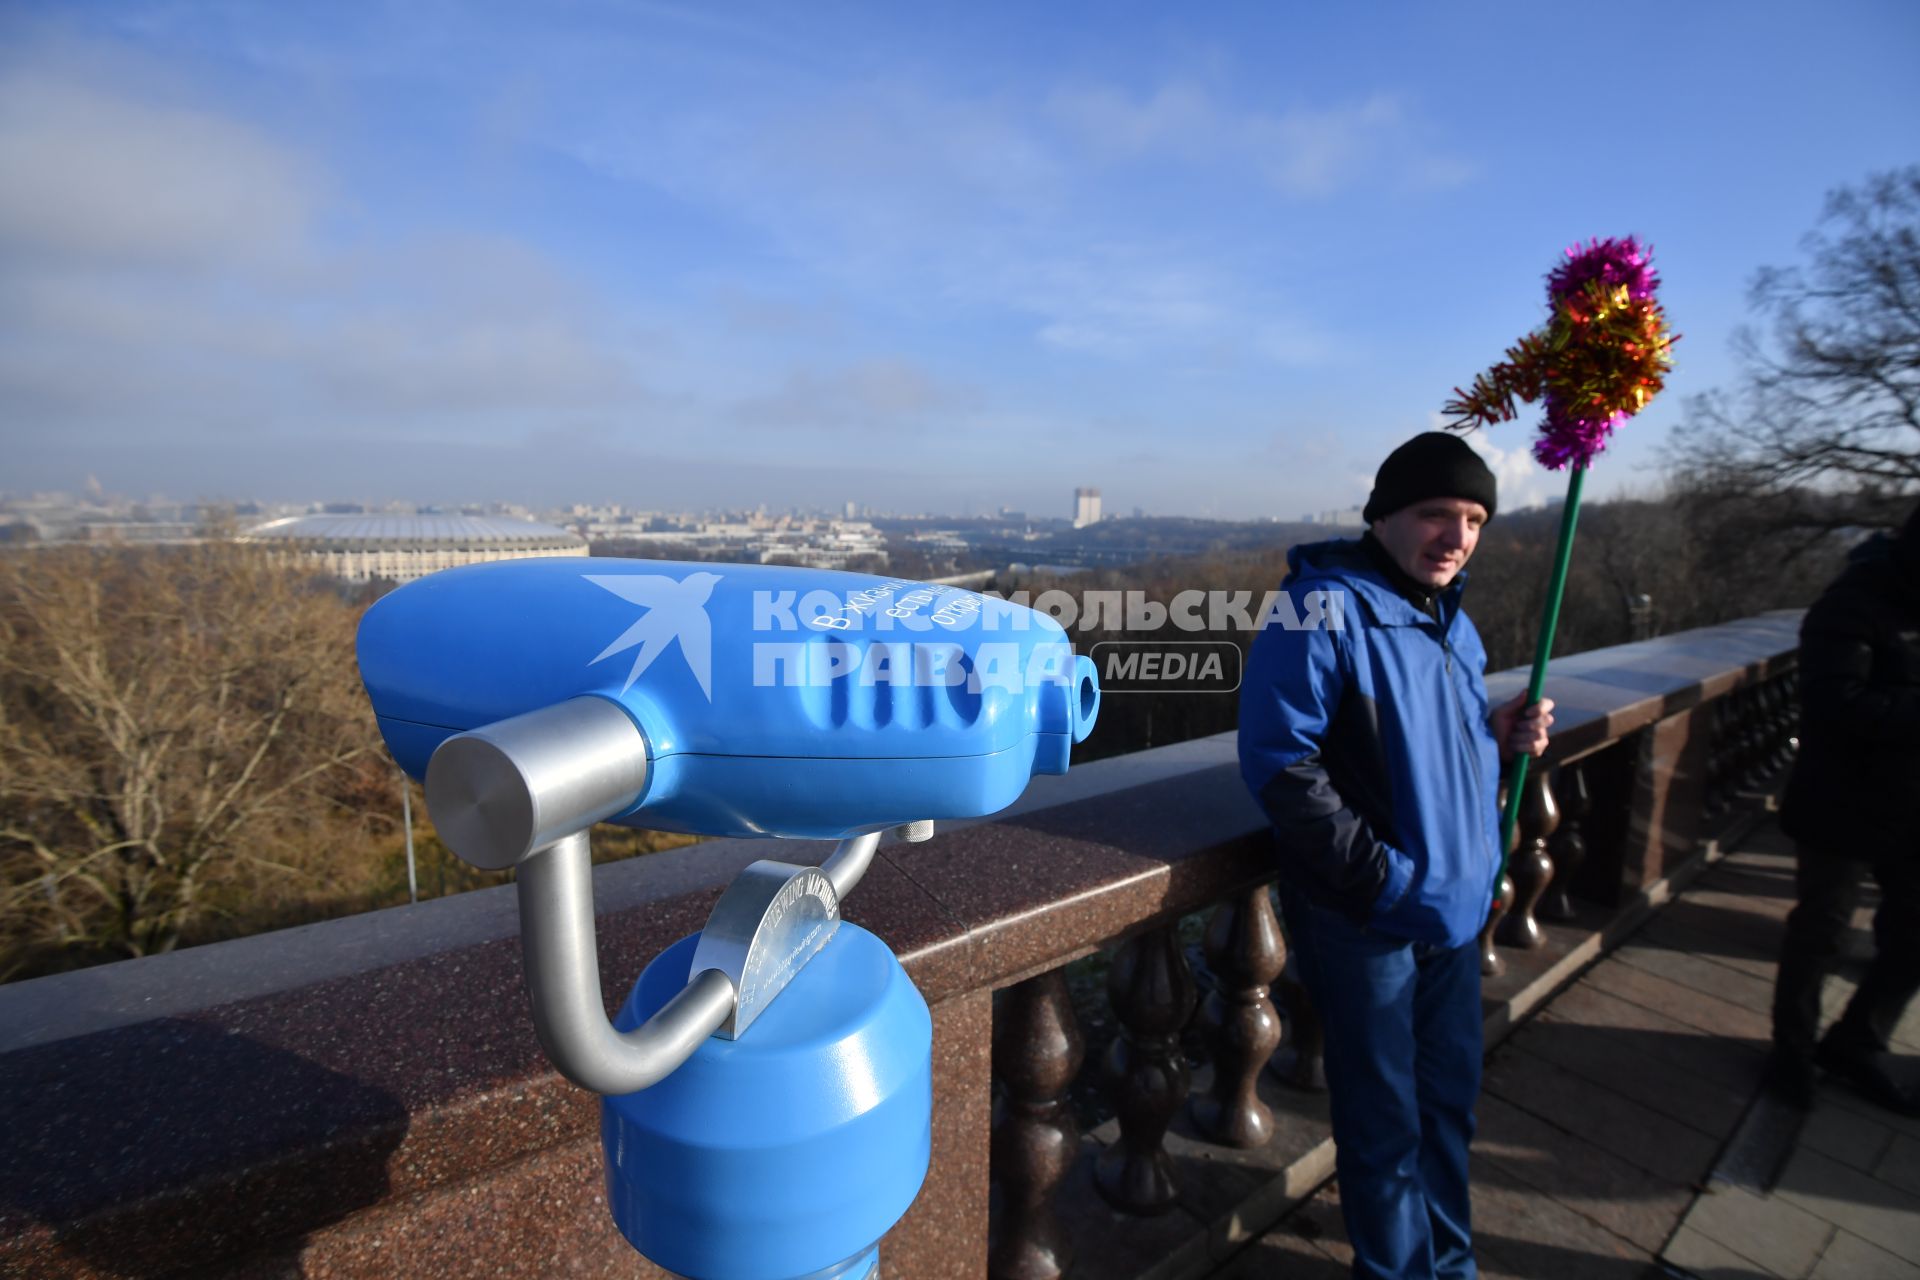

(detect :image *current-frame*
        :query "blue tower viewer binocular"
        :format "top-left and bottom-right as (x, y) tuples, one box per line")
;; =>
(357, 559), (1100, 1278)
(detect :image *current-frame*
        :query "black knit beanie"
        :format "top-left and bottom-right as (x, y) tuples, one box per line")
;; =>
(1362, 432), (1499, 524)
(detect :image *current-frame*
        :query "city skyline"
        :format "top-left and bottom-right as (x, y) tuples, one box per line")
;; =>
(3, 2), (1917, 519)
(0, 480), (1325, 526)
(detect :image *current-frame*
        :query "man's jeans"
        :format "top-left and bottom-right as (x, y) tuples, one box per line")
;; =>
(1773, 844), (1920, 1063)
(1283, 891), (1482, 1280)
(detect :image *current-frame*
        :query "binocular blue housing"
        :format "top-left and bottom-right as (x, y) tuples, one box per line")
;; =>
(358, 558), (1099, 839)
(357, 556), (1102, 1279)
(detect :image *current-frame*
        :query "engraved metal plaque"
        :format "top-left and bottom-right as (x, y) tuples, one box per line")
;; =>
(688, 860), (841, 1039)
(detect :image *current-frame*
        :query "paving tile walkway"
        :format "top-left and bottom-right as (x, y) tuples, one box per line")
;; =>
(1212, 822), (1920, 1279)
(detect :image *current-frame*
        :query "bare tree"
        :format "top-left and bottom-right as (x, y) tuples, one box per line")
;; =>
(1669, 166), (1920, 537)
(0, 545), (384, 978)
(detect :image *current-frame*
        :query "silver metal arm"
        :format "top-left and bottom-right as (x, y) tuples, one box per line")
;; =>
(517, 827), (905, 1081)
(517, 832), (735, 1094)
(819, 831), (881, 901)
(425, 698), (942, 1092)
(820, 820), (934, 899)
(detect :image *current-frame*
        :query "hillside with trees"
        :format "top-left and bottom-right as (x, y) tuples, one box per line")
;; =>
(0, 547), (694, 982)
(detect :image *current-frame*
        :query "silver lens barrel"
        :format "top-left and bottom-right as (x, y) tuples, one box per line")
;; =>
(425, 697), (650, 870)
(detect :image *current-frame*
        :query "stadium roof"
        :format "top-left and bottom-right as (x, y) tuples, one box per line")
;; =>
(241, 514), (582, 548)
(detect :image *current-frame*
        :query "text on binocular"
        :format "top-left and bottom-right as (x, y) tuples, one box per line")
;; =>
(1090, 641), (1243, 694)
(751, 642), (1076, 691)
(753, 587), (1347, 633)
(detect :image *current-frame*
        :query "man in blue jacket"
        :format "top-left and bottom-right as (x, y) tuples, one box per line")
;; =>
(1238, 432), (1552, 1280)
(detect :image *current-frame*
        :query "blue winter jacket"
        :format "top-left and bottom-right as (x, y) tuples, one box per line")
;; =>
(1237, 538), (1502, 949)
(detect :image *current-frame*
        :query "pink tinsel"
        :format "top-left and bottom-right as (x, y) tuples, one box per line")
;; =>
(1547, 236), (1660, 307)
(1534, 402), (1627, 470)
(1447, 234), (1676, 472)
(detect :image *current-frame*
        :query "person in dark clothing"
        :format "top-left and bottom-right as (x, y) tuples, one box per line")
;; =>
(1239, 432), (1552, 1280)
(1770, 504), (1920, 1113)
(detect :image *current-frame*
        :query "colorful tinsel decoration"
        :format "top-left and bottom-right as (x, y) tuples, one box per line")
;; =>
(1444, 236), (1678, 470)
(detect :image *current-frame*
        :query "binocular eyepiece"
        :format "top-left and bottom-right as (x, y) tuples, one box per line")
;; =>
(424, 697), (648, 869)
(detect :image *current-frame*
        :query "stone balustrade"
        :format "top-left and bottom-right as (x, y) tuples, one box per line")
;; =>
(0, 612), (1802, 1279)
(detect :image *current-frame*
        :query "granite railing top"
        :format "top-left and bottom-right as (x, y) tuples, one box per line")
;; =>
(0, 610), (1801, 1275)
(1485, 610), (1801, 759)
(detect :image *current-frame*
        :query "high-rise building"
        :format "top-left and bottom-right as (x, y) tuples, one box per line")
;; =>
(1073, 487), (1102, 529)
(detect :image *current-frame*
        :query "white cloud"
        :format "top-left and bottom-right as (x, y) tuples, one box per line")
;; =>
(303, 235), (642, 412)
(1045, 82), (1219, 159)
(1447, 416), (1557, 512)
(1023, 250), (1228, 355)
(312, 311), (637, 413)
(2, 226), (642, 422)
(1248, 94), (1405, 197)
(1253, 316), (1338, 368)
(0, 70), (320, 266)
(556, 75), (1419, 366)
(731, 359), (980, 432)
(1047, 82), (1465, 198)
(0, 26), (1477, 508)
(566, 77), (1067, 249)
(0, 63), (645, 432)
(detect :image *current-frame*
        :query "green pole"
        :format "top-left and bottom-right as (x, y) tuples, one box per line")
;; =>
(1496, 463), (1587, 883)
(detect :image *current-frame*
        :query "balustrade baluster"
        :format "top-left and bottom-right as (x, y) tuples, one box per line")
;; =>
(1738, 687), (1765, 789)
(989, 969), (1084, 1280)
(1756, 682), (1775, 771)
(1774, 671), (1789, 759)
(1724, 689), (1745, 790)
(1095, 925), (1195, 1215)
(1540, 762), (1590, 921)
(1755, 685), (1776, 780)
(1766, 680), (1793, 771)
(1480, 787), (1520, 976)
(1479, 873), (1515, 976)
(1191, 886), (1285, 1147)
(1496, 768), (1559, 948)
(1271, 966), (1326, 1092)
(1704, 698), (1730, 819)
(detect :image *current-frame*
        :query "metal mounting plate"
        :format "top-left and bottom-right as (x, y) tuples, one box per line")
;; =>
(688, 860), (840, 1039)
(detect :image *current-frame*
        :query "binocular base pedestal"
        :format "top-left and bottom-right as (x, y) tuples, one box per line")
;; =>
(666, 1244), (878, 1280)
(603, 925), (930, 1280)
(785, 1245), (877, 1280)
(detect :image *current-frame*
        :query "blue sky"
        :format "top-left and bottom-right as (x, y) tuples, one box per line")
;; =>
(2, 2), (1915, 519)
